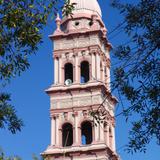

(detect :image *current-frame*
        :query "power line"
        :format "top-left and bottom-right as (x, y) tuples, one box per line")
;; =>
(108, 21), (126, 36)
(108, 27), (124, 40)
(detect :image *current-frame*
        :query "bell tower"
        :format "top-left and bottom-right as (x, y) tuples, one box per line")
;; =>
(42, 0), (120, 159)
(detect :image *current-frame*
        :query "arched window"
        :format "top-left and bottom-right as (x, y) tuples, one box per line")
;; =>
(81, 121), (92, 145)
(80, 61), (89, 83)
(64, 63), (73, 84)
(62, 123), (73, 147)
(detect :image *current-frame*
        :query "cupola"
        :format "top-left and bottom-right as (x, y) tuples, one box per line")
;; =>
(70, 0), (102, 17)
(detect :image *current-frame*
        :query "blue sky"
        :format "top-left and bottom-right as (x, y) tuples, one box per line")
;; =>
(0, 0), (160, 159)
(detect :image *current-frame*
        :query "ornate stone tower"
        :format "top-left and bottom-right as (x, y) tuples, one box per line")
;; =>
(42, 0), (120, 159)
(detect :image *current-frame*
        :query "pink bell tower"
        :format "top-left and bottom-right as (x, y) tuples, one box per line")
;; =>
(42, 0), (120, 159)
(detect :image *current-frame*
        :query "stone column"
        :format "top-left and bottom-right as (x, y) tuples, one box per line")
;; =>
(62, 66), (64, 85)
(96, 53), (101, 80)
(94, 120), (99, 142)
(75, 55), (79, 83)
(107, 67), (110, 83)
(106, 67), (110, 90)
(73, 112), (79, 145)
(104, 124), (109, 147)
(106, 58), (111, 90)
(59, 57), (62, 84)
(102, 62), (105, 82)
(54, 58), (59, 84)
(107, 125), (110, 147)
(78, 126), (81, 145)
(51, 117), (56, 146)
(109, 125), (113, 150)
(55, 115), (59, 146)
(100, 122), (104, 142)
(78, 64), (80, 84)
(92, 53), (96, 80)
(112, 125), (116, 151)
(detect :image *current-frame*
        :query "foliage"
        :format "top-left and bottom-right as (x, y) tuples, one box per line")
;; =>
(0, 0), (75, 134)
(111, 0), (160, 153)
(63, 0), (77, 17)
(0, 93), (23, 134)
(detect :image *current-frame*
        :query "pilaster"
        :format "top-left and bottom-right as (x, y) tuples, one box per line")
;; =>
(54, 57), (59, 84)
(94, 119), (99, 142)
(91, 52), (96, 80)
(51, 117), (56, 146)
(112, 125), (116, 152)
(96, 53), (101, 80)
(73, 111), (79, 145)
(104, 123), (109, 147)
(59, 57), (62, 84)
(75, 54), (79, 83)
(100, 121), (105, 142)
(55, 114), (60, 146)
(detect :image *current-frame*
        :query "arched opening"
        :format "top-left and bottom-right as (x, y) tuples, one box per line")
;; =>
(80, 61), (89, 83)
(81, 121), (92, 145)
(64, 63), (73, 84)
(62, 123), (73, 147)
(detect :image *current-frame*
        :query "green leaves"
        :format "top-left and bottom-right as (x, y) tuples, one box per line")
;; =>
(111, 0), (160, 153)
(0, 93), (23, 134)
(0, 0), (75, 85)
(0, 0), (75, 134)
(63, 0), (76, 17)
(0, 0), (40, 83)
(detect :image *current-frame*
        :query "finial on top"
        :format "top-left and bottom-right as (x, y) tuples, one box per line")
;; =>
(56, 13), (61, 22)
(55, 13), (61, 32)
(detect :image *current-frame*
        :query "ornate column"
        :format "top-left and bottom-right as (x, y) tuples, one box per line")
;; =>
(96, 53), (101, 80)
(91, 52), (96, 80)
(106, 59), (111, 90)
(75, 56), (78, 83)
(62, 66), (65, 85)
(107, 68), (110, 89)
(55, 115), (60, 146)
(54, 57), (59, 84)
(100, 122), (104, 142)
(75, 54), (79, 83)
(104, 123), (109, 147)
(112, 125), (116, 151)
(73, 111), (79, 145)
(94, 120), (99, 142)
(102, 62), (105, 82)
(51, 116), (56, 146)
(109, 125), (113, 150)
(59, 57), (62, 84)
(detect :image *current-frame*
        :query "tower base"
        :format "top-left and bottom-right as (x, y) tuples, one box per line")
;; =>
(42, 143), (120, 160)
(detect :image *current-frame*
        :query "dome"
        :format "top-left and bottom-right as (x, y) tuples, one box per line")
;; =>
(70, 0), (102, 17)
